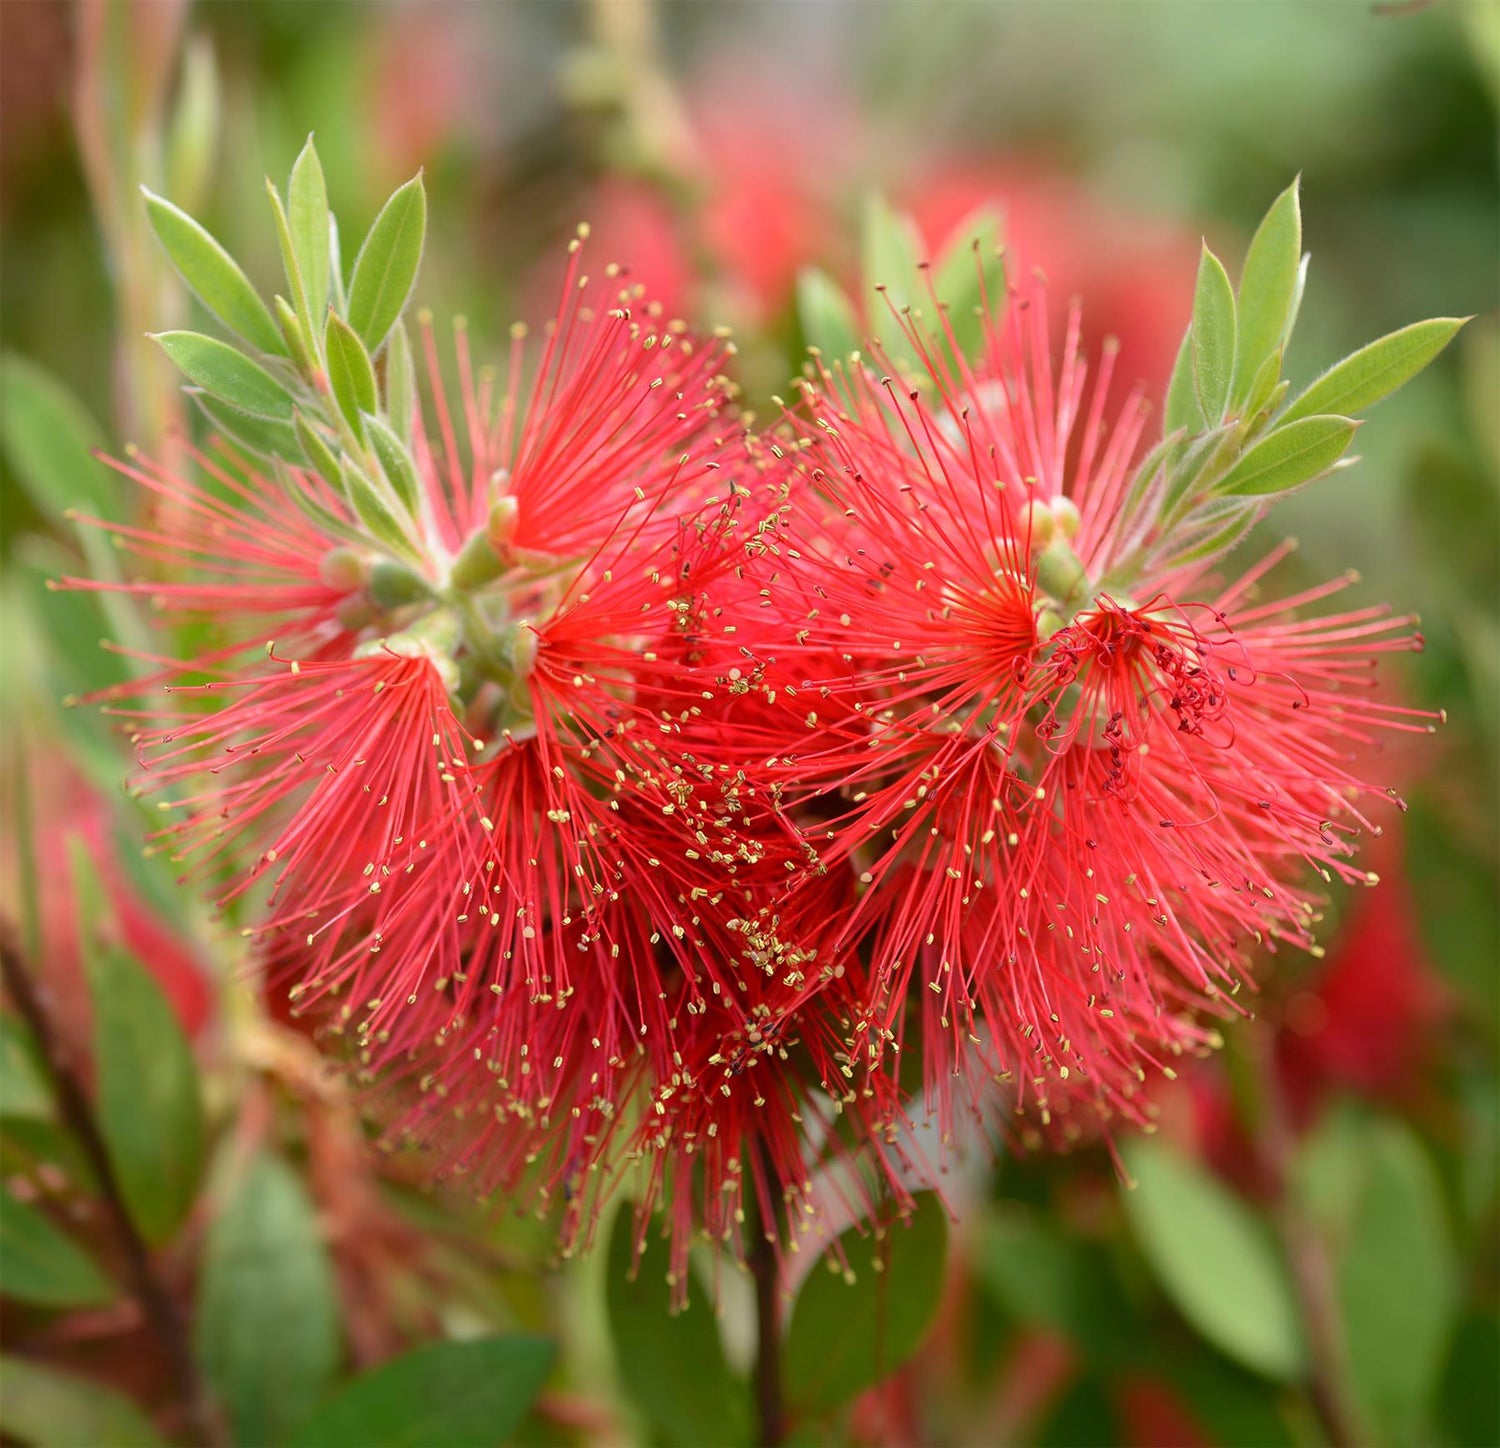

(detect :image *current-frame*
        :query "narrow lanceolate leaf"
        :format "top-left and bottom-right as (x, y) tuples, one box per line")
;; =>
(1280, 317), (1467, 425)
(346, 173), (427, 350)
(287, 1335), (555, 1448)
(191, 390), (300, 462)
(797, 269), (861, 363)
(0, 1018), (51, 1119)
(1232, 179), (1301, 407)
(0, 1186), (115, 1307)
(860, 192), (923, 312)
(86, 946), (205, 1246)
(288, 136), (331, 327)
(1338, 1122), (1457, 1447)
(384, 319), (416, 442)
(605, 1210), (750, 1447)
(1164, 328), (1206, 438)
(1122, 1138), (1305, 1382)
(785, 1191), (950, 1415)
(365, 413), (422, 519)
(1215, 414), (1357, 497)
(142, 189), (284, 354)
(341, 456), (417, 560)
(196, 1152), (341, 1448)
(324, 311), (377, 434)
(932, 207), (1004, 363)
(1190, 243), (1237, 424)
(0, 1357), (165, 1447)
(0, 355), (118, 523)
(153, 332), (293, 419)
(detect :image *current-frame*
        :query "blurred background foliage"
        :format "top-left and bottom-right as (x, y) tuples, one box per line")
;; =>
(0, 2), (1495, 1445)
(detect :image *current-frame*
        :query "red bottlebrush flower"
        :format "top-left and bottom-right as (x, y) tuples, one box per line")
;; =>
(770, 276), (1434, 1144)
(72, 252), (917, 1281)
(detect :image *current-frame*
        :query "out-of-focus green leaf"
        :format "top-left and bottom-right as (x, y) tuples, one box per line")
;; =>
(797, 269), (860, 363)
(196, 1151), (341, 1447)
(1121, 1138), (1304, 1381)
(932, 207), (1004, 365)
(1038, 1373), (1117, 1448)
(860, 193), (923, 314)
(1215, 414), (1357, 497)
(0, 355), (117, 523)
(1280, 318), (1467, 425)
(1190, 243), (1236, 423)
(1232, 179), (1301, 407)
(0, 1018), (51, 1120)
(976, 1203), (1138, 1364)
(347, 173), (427, 351)
(1166, 1352), (1297, 1448)
(785, 1192), (949, 1416)
(1439, 1312), (1500, 1448)
(605, 1210), (749, 1447)
(0, 1356), (165, 1447)
(153, 332), (293, 420)
(1338, 1120), (1456, 1446)
(85, 945), (204, 1247)
(142, 189), (283, 355)
(163, 34), (219, 214)
(0, 1186), (114, 1308)
(288, 136), (332, 328)
(324, 312), (377, 434)
(287, 1335), (555, 1448)
(1291, 1099), (1368, 1237)
(0, 1118), (98, 1199)
(1404, 796), (1500, 1040)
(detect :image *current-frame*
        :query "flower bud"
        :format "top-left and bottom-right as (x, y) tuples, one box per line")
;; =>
(319, 546), (368, 593)
(1015, 498), (1056, 551)
(1051, 495), (1081, 540)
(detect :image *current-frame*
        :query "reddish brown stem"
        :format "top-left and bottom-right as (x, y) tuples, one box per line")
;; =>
(0, 921), (223, 1447)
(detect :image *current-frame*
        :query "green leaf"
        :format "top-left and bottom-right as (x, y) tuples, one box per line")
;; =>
(605, 1209), (750, 1447)
(384, 320), (416, 443)
(1190, 243), (1237, 424)
(1281, 318), (1467, 425)
(1232, 179), (1301, 408)
(1164, 328), (1206, 438)
(1338, 1120), (1456, 1446)
(287, 1335), (555, 1448)
(293, 409), (343, 485)
(190, 390), (300, 463)
(976, 1204), (1139, 1364)
(0, 1186), (114, 1308)
(365, 413), (421, 519)
(153, 332), (293, 420)
(340, 456), (416, 560)
(0, 1357), (165, 1447)
(932, 206), (1004, 364)
(85, 946), (204, 1246)
(196, 1151), (341, 1448)
(324, 312), (377, 434)
(797, 269), (860, 363)
(0, 1018), (51, 1120)
(1215, 414), (1357, 498)
(142, 188), (283, 355)
(860, 193), (923, 314)
(346, 174), (427, 351)
(1121, 1138), (1304, 1381)
(0, 355), (117, 523)
(785, 1192), (949, 1415)
(288, 136), (331, 328)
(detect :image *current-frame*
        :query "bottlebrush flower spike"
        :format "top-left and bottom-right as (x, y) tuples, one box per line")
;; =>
(771, 180), (1460, 1143)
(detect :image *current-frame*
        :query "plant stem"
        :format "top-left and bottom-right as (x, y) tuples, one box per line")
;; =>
(1249, 1029), (1365, 1448)
(746, 1144), (787, 1447)
(0, 921), (223, 1447)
